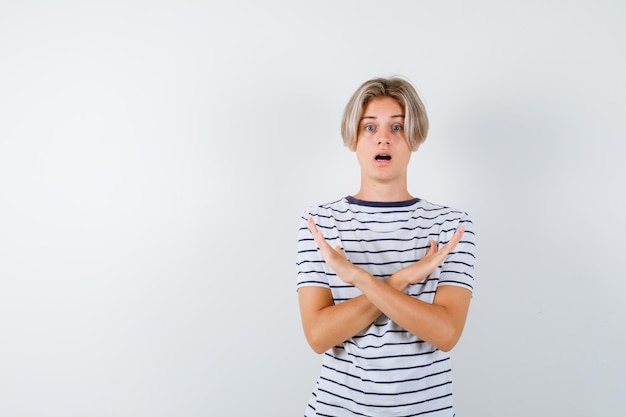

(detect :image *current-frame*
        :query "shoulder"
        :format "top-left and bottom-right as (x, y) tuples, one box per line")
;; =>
(416, 199), (475, 243)
(301, 197), (349, 219)
(418, 198), (472, 221)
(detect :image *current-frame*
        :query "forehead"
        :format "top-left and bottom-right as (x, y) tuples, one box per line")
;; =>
(362, 97), (404, 117)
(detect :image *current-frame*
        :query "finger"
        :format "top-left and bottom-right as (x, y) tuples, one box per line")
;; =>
(333, 245), (346, 258)
(446, 226), (465, 249)
(307, 217), (317, 233)
(425, 240), (438, 255)
(307, 217), (325, 247)
(308, 217), (337, 255)
(308, 217), (326, 240)
(436, 226), (465, 260)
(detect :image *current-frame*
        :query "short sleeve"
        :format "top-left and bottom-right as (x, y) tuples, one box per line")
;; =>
(437, 211), (476, 291)
(295, 208), (330, 290)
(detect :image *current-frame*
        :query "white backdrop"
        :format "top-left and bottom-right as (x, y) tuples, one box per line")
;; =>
(1, 1), (625, 416)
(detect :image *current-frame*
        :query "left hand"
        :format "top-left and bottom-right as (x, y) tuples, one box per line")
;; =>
(400, 225), (465, 286)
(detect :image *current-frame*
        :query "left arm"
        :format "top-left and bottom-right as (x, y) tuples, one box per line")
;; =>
(350, 272), (471, 352)
(308, 217), (472, 352)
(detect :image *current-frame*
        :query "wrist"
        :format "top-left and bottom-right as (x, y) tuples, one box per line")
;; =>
(388, 269), (409, 291)
(350, 268), (373, 288)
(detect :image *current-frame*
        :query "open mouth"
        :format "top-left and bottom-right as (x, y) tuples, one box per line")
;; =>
(375, 154), (391, 161)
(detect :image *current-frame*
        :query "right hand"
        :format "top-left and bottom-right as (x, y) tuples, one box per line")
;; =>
(307, 217), (365, 285)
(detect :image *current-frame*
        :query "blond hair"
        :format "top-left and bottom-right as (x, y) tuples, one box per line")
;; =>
(341, 76), (429, 151)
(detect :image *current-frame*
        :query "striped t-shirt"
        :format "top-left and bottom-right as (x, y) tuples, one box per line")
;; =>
(296, 196), (476, 417)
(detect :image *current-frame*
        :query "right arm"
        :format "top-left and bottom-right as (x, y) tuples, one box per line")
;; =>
(298, 218), (462, 354)
(298, 274), (406, 354)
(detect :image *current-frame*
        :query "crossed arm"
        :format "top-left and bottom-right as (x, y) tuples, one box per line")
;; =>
(298, 217), (472, 354)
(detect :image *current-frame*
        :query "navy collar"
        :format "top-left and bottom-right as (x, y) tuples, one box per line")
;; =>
(345, 195), (420, 207)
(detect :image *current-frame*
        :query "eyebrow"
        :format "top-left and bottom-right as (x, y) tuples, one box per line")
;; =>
(360, 114), (405, 121)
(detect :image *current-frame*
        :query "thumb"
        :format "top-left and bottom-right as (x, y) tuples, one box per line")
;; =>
(333, 245), (346, 258)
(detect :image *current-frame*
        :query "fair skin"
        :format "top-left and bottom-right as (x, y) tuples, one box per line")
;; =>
(298, 97), (472, 354)
(353, 97), (413, 202)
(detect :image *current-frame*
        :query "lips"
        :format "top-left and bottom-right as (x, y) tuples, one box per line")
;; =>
(375, 153), (391, 161)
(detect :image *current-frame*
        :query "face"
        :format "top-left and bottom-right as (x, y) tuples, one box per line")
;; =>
(355, 97), (412, 184)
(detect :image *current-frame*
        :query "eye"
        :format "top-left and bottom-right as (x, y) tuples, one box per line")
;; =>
(392, 124), (403, 131)
(364, 125), (375, 132)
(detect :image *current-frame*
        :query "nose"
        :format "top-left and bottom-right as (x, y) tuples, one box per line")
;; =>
(377, 134), (390, 146)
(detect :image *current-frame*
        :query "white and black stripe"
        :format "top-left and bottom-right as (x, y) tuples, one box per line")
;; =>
(296, 196), (476, 417)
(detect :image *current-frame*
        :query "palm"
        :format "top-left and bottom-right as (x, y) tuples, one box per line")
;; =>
(307, 217), (363, 284)
(404, 226), (465, 285)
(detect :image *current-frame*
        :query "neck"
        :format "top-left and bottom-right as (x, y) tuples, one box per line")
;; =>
(353, 180), (413, 202)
